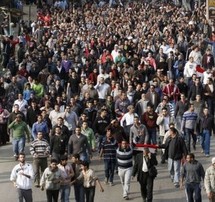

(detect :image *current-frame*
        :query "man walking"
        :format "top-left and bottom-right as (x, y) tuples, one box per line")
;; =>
(132, 148), (158, 202)
(163, 127), (188, 188)
(8, 114), (31, 160)
(30, 131), (50, 187)
(10, 153), (34, 202)
(205, 157), (215, 202)
(181, 103), (198, 152)
(58, 155), (74, 202)
(116, 140), (133, 200)
(200, 107), (214, 157)
(180, 153), (205, 202)
(100, 128), (118, 186)
(68, 126), (92, 162)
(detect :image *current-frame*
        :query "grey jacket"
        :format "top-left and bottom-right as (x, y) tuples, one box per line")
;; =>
(205, 166), (215, 194)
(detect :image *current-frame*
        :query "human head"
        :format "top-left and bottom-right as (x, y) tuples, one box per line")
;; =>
(186, 153), (195, 163)
(80, 160), (89, 170)
(203, 107), (209, 116)
(75, 126), (81, 136)
(18, 152), (26, 164)
(37, 131), (43, 140)
(16, 114), (23, 122)
(189, 103), (194, 112)
(71, 153), (80, 163)
(169, 127), (177, 137)
(60, 155), (68, 166)
(50, 159), (58, 170)
(121, 140), (128, 149)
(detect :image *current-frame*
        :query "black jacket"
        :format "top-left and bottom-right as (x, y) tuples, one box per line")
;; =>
(132, 152), (158, 182)
(164, 135), (188, 160)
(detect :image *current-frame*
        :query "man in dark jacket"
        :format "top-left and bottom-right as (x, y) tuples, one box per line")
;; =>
(132, 148), (158, 202)
(164, 127), (188, 188)
(200, 107), (214, 157)
(180, 153), (205, 202)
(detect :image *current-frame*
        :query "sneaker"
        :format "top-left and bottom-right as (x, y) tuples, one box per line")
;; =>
(35, 184), (40, 188)
(205, 154), (210, 157)
(109, 182), (114, 186)
(193, 143), (196, 150)
(124, 196), (129, 200)
(174, 184), (180, 188)
(104, 178), (108, 185)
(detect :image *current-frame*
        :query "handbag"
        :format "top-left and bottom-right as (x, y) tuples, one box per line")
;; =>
(148, 166), (157, 178)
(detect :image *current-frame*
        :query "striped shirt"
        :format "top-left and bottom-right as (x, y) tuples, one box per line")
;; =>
(101, 137), (118, 160)
(116, 146), (133, 169)
(30, 138), (50, 158)
(181, 111), (198, 130)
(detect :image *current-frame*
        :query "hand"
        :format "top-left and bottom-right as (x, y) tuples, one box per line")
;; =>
(208, 192), (213, 199)
(13, 182), (17, 188)
(111, 119), (116, 124)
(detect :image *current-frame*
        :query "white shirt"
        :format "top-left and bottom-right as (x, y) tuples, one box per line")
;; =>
(14, 99), (28, 115)
(120, 113), (138, 126)
(94, 83), (110, 99)
(10, 163), (34, 190)
(49, 110), (64, 126)
(142, 156), (148, 172)
(183, 61), (197, 78)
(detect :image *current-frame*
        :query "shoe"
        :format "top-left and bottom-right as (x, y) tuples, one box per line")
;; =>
(193, 143), (196, 150)
(35, 184), (40, 188)
(206, 154), (210, 157)
(124, 196), (129, 200)
(104, 178), (108, 185)
(174, 184), (180, 188)
(109, 182), (114, 186)
(14, 155), (18, 161)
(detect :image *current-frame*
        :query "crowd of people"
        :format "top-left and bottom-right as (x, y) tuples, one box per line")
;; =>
(1, 0), (215, 201)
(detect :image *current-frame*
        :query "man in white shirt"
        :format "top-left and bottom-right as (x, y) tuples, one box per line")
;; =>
(94, 77), (111, 104)
(183, 57), (197, 83)
(111, 44), (119, 63)
(10, 153), (34, 202)
(49, 104), (64, 127)
(13, 93), (28, 116)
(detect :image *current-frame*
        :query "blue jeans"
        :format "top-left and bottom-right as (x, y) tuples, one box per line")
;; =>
(185, 183), (202, 202)
(74, 183), (85, 202)
(13, 136), (25, 156)
(184, 128), (196, 152)
(60, 185), (71, 202)
(104, 159), (116, 183)
(98, 135), (105, 152)
(201, 129), (211, 155)
(147, 128), (157, 144)
(80, 152), (88, 162)
(168, 158), (181, 185)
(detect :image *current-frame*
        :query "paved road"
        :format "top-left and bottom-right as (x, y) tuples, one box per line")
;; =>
(0, 137), (213, 202)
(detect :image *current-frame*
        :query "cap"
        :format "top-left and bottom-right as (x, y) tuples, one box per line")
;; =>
(212, 157), (215, 164)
